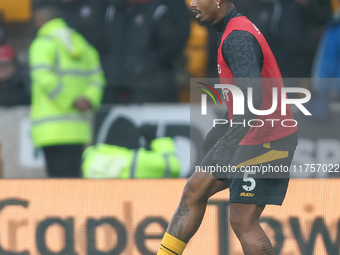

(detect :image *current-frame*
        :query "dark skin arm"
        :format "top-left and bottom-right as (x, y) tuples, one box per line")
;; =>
(212, 30), (263, 166)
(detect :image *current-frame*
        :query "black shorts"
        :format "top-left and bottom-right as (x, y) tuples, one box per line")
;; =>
(200, 142), (295, 205)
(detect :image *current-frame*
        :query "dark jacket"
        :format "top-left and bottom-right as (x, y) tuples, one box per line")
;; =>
(102, 0), (189, 92)
(299, 0), (332, 77)
(57, 0), (108, 54)
(0, 66), (30, 106)
(0, 15), (6, 44)
(244, 0), (305, 78)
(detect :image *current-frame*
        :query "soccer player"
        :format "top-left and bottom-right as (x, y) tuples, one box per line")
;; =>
(157, 0), (298, 255)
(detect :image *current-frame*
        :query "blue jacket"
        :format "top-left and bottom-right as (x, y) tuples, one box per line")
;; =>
(313, 12), (340, 96)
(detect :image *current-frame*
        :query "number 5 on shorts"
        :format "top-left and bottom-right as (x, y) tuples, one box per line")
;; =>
(242, 171), (256, 191)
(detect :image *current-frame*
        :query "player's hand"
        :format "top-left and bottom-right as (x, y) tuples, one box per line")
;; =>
(75, 97), (92, 112)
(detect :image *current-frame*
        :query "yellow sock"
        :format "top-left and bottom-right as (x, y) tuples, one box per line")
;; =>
(157, 232), (187, 255)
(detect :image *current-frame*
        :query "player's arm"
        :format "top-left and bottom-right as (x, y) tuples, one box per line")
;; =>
(212, 30), (263, 166)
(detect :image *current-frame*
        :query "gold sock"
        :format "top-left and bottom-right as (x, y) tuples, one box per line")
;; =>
(157, 232), (187, 255)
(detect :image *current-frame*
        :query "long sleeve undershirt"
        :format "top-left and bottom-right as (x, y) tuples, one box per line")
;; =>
(211, 10), (264, 166)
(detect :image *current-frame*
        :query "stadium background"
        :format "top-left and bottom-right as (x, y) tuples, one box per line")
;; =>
(0, 0), (339, 254)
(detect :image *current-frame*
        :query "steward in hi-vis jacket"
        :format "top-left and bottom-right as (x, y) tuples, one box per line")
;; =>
(29, 3), (105, 177)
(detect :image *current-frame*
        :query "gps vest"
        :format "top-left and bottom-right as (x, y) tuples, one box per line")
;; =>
(217, 16), (297, 145)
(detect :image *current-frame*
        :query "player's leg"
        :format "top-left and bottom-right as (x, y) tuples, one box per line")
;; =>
(157, 171), (228, 255)
(157, 126), (229, 255)
(167, 170), (228, 242)
(226, 141), (295, 255)
(229, 203), (274, 255)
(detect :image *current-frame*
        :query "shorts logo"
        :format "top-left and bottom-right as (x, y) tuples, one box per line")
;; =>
(240, 192), (255, 197)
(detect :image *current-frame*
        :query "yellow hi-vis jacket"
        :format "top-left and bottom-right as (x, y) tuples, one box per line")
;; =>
(29, 18), (105, 147)
(82, 137), (181, 179)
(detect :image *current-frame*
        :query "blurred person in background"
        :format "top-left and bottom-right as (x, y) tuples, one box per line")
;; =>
(236, 0), (305, 78)
(0, 44), (30, 106)
(295, 0), (331, 77)
(102, 0), (190, 104)
(233, 0), (257, 14)
(56, 0), (108, 55)
(184, 0), (218, 78)
(313, 1), (340, 96)
(234, 0), (331, 78)
(29, 2), (106, 178)
(178, 0), (220, 102)
(307, 0), (340, 120)
(0, 14), (6, 45)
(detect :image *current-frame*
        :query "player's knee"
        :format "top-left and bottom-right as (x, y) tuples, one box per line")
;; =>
(182, 178), (210, 205)
(229, 214), (252, 238)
